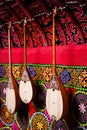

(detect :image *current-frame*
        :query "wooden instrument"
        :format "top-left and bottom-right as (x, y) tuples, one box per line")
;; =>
(46, 7), (69, 121)
(6, 21), (22, 113)
(19, 18), (34, 104)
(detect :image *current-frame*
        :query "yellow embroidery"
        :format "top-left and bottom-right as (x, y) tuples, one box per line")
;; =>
(5, 111), (9, 118)
(37, 122), (43, 130)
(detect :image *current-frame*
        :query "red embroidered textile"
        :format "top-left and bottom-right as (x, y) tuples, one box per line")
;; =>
(0, 44), (87, 66)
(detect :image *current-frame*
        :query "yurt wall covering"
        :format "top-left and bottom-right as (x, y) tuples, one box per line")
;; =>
(0, 0), (87, 130)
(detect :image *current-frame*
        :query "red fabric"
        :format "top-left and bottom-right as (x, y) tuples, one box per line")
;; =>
(0, 44), (87, 66)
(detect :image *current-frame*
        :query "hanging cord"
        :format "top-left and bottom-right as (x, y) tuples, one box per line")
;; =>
(0, 1), (87, 28)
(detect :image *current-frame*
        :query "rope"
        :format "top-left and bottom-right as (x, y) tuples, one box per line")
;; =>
(0, 1), (87, 28)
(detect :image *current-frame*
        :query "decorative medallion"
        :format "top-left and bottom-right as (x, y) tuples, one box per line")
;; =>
(72, 91), (87, 126)
(28, 66), (36, 78)
(30, 112), (49, 130)
(60, 69), (71, 84)
(0, 104), (14, 126)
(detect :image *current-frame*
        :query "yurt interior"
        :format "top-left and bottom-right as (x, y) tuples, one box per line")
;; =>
(0, 0), (87, 130)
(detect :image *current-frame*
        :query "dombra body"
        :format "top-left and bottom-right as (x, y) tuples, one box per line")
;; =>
(19, 18), (35, 104)
(46, 7), (69, 121)
(6, 73), (22, 113)
(46, 74), (69, 121)
(6, 21), (22, 114)
(19, 69), (33, 104)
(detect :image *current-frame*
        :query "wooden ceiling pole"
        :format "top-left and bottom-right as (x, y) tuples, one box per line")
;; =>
(16, 0), (49, 46)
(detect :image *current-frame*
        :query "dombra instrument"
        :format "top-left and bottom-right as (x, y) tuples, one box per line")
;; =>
(19, 18), (34, 104)
(46, 7), (69, 121)
(6, 21), (22, 113)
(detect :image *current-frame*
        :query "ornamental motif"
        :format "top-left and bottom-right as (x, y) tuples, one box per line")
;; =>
(0, 104), (14, 126)
(12, 66), (21, 79)
(72, 91), (87, 126)
(0, 66), (6, 78)
(0, 64), (87, 90)
(78, 70), (87, 88)
(0, 64), (87, 129)
(0, 82), (7, 101)
(60, 69), (71, 84)
(34, 66), (44, 81)
(30, 112), (49, 130)
(28, 66), (36, 78)
(43, 67), (53, 81)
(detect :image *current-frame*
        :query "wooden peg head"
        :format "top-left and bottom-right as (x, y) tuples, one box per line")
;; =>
(8, 21), (11, 29)
(53, 6), (57, 16)
(24, 17), (27, 26)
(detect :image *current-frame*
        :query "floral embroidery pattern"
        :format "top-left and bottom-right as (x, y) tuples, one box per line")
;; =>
(78, 70), (87, 88)
(28, 66), (36, 78)
(60, 69), (71, 84)
(72, 91), (87, 126)
(30, 112), (49, 130)
(43, 67), (53, 81)
(0, 104), (14, 126)
(0, 66), (6, 78)
(12, 66), (21, 79)
(1, 64), (87, 90)
(0, 64), (87, 129)
(79, 103), (86, 114)
(0, 82), (7, 101)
